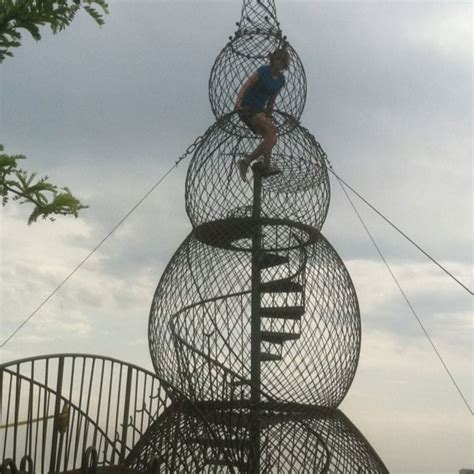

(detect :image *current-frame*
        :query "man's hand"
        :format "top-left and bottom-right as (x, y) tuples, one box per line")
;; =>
(265, 108), (273, 118)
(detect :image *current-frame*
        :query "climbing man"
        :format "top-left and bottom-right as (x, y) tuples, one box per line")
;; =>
(235, 48), (290, 181)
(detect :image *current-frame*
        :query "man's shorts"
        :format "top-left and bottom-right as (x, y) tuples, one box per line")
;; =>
(238, 105), (262, 134)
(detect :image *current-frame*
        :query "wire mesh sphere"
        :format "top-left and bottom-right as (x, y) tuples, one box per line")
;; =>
(209, 31), (306, 136)
(185, 118), (330, 252)
(126, 402), (388, 473)
(148, 230), (360, 407)
(255, 406), (388, 473)
(124, 401), (212, 473)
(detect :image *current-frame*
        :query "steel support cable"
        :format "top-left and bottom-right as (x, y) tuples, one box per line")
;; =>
(327, 168), (472, 296)
(0, 134), (206, 349)
(334, 175), (473, 416)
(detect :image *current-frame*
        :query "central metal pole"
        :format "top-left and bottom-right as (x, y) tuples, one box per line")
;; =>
(250, 164), (263, 473)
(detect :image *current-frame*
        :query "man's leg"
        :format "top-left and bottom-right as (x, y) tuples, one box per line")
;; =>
(251, 113), (277, 167)
(237, 113), (277, 181)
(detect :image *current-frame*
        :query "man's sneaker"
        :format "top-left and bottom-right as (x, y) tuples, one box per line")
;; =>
(261, 164), (281, 178)
(237, 159), (249, 181)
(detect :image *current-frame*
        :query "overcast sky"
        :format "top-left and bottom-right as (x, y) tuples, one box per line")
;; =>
(0, 1), (472, 472)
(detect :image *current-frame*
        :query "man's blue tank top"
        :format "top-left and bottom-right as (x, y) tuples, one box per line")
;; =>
(242, 65), (285, 111)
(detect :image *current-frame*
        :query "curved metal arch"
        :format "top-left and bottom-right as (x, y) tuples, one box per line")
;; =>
(0, 354), (171, 473)
(1, 353), (162, 378)
(1, 367), (119, 458)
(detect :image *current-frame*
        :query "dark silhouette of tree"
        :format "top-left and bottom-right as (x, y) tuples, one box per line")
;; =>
(0, 1), (108, 223)
(1, 145), (87, 224)
(0, 0), (108, 62)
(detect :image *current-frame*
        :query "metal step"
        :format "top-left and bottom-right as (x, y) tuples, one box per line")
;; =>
(261, 167), (281, 178)
(188, 437), (251, 449)
(205, 458), (249, 470)
(260, 279), (303, 293)
(204, 411), (297, 430)
(205, 412), (251, 427)
(229, 225), (255, 241)
(194, 218), (256, 248)
(260, 306), (304, 321)
(252, 160), (281, 178)
(229, 378), (251, 386)
(261, 352), (282, 362)
(259, 252), (288, 270)
(260, 331), (300, 344)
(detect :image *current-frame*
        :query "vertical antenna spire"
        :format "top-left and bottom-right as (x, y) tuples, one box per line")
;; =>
(239, 0), (280, 32)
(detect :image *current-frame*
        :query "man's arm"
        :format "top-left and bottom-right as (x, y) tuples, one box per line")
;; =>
(265, 92), (279, 116)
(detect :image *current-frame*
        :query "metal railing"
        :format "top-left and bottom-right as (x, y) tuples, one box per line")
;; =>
(0, 354), (172, 473)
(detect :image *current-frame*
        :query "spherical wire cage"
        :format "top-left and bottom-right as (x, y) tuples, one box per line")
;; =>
(125, 403), (388, 473)
(209, 31), (306, 136)
(148, 230), (361, 408)
(185, 116), (330, 253)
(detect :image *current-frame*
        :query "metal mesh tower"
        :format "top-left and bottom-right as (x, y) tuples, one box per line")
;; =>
(146, 0), (389, 472)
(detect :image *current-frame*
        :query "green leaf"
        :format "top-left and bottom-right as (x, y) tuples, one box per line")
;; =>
(0, 0), (109, 63)
(1, 145), (88, 224)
